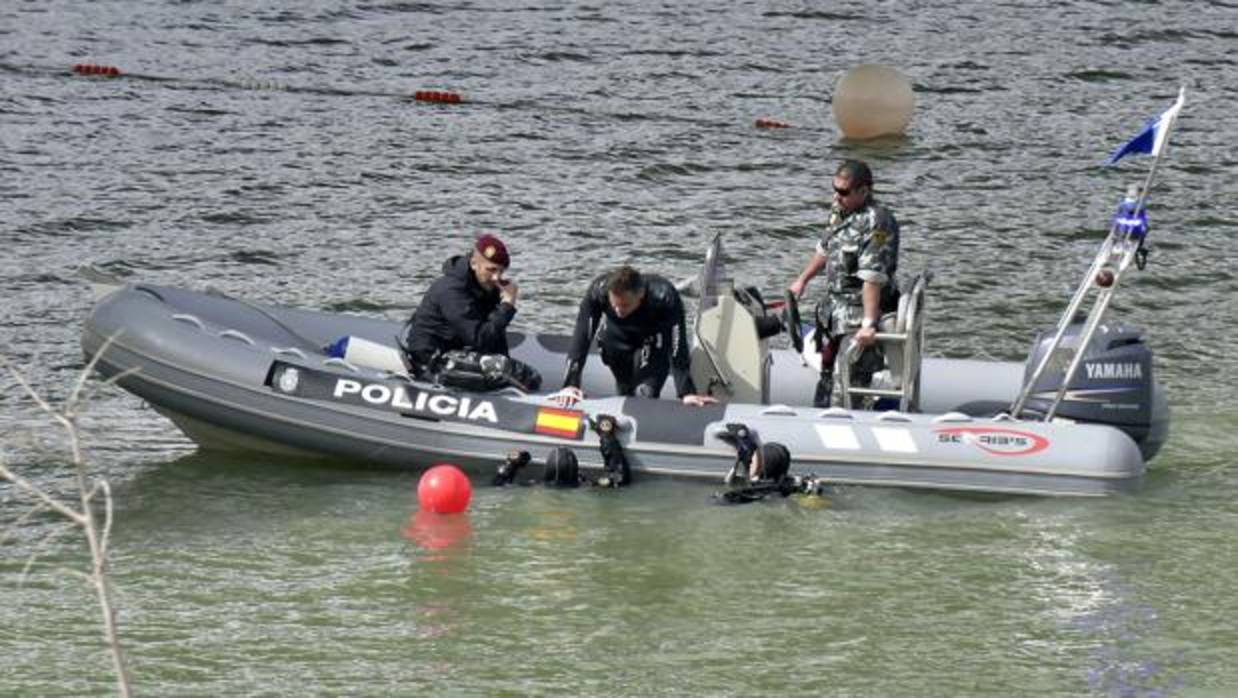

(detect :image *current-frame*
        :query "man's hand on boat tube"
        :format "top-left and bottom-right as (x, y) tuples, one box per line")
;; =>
(682, 394), (718, 407)
(550, 386), (583, 408)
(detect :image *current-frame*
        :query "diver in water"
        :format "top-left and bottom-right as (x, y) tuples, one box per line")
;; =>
(492, 446), (608, 488)
(714, 423), (830, 504)
(493, 413), (632, 489)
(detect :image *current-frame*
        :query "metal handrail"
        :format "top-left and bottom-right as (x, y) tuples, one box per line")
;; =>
(837, 272), (929, 411)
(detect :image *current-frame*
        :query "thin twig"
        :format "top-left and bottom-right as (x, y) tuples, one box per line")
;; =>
(0, 462), (87, 525)
(0, 345), (133, 697)
(65, 332), (124, 419)
(0, 500), (51, 548)
(18, 521), (79, 588)
(70, 366), (140, 420)
(3, 362), (60, 422)
(99, 480), (113, 559)
(55, 567), (93, 584)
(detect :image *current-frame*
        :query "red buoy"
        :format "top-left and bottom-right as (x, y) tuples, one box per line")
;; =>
(417, 464), (472, 513)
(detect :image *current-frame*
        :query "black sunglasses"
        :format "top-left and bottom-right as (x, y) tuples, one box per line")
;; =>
(834, 184), (863, 196)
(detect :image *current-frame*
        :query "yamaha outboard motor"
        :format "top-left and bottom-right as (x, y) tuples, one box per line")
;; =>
(1020, 321), (1168, 459)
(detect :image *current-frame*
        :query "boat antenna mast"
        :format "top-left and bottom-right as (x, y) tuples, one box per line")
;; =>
(1011, 87), (1186, 421)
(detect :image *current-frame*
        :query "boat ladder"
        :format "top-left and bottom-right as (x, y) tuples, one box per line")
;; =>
(837, 271), (930, 413)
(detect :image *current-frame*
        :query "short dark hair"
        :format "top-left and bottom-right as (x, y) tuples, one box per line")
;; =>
(835, 159), (873, 189)
(606, 265), (644, 295)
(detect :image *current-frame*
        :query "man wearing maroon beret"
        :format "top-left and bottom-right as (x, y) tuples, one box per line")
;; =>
(401, 234), (541, 390)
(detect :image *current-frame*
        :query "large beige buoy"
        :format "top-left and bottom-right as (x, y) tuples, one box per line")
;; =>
(832, 65), (914, 139)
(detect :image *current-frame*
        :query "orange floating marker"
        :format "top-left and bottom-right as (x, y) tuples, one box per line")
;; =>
(755, 118), (790, 129)
(414, 90), (463, 104)
(73, 63), (122, 77)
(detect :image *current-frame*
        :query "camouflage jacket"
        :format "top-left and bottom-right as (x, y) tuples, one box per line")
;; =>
(815, 198), (900, 334)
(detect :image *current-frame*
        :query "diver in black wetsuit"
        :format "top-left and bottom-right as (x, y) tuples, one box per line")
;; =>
(491, 447), (607, 488)
(549, 265), (715, 408)
(713, 423), (830, 504)
(493, 415), (633, 489)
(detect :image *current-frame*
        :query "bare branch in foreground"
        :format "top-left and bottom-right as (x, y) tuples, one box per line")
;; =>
(0, 341), (134, 697)
(18, 520), (79, 587)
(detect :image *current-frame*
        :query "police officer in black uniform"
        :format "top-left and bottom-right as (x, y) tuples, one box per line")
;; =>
(402, 234), (541, 390)
(552, 265), (714, 407)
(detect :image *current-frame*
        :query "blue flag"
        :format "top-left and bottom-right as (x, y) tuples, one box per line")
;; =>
(1106, 88), (1185, 165)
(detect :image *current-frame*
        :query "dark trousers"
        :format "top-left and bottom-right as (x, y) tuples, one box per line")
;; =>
(602, 338), (670, 398)
(813, 335), (881, 409)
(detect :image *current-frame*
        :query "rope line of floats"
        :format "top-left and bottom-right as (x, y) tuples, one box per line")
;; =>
(63, 62), (795, 129)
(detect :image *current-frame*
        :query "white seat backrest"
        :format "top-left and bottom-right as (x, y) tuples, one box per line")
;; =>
(879, 273), (928, 393)
(896, 289), (912, 334)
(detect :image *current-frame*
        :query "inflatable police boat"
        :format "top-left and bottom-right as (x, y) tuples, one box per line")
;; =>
(79, 229), (1168, 497)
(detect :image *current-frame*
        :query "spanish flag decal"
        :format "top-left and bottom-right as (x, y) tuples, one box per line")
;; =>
(534, 407), (585, 439)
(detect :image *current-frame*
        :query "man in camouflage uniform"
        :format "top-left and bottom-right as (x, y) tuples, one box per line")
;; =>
(789, 160), (899, 408)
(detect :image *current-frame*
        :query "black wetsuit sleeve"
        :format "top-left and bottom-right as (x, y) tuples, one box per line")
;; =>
(563, 287), (603, 389)
(667, 291), (696, 397)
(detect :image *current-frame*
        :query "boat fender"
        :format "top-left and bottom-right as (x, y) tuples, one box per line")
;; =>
(325, 335), (409, 374)
(591, 414), (630, 488)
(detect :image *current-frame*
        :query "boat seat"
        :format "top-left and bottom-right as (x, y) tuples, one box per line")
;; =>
(837, 271), (931, 412)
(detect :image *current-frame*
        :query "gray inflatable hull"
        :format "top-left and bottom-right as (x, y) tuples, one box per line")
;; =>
(81, 283), (1160, 497)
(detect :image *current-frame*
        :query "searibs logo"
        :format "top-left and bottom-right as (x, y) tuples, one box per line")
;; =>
(1083, 362), (1143, 381)
(934, 427), (1050, 457)
(333, 379), (498, 423)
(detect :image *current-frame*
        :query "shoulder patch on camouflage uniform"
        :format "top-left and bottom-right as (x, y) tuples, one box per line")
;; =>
(872, 229), (889, 247)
